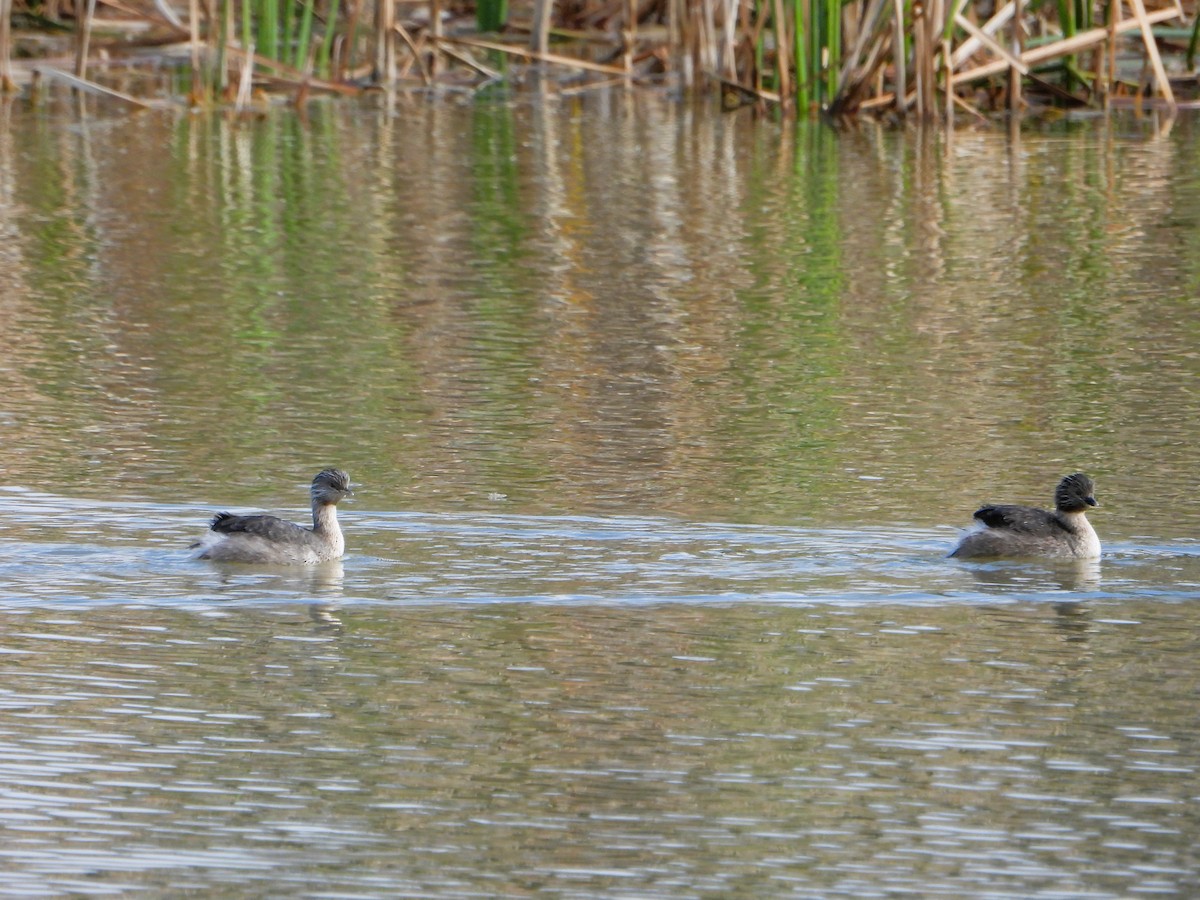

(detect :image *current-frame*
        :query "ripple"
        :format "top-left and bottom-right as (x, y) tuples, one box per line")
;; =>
(0, 493), (1198, 612)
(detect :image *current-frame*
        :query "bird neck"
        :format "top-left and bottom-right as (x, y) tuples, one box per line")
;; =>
(1057, 508), (1090, 528)
(311, 500), (340, 535)
(1063, 509), (1093, 527)
(1057, 509), (1101, 555)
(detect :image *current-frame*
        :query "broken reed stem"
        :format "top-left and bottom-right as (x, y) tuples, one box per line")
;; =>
(623, 0), (636, 81)
(234, 40), (254, 110)
(74, 0), (96, 78)
(1009, 0), (1022, 111)
(442, 35), (629, 74)
(393, 21), (431, 85)
(953, 7), (1179, 84)
(772, 0), (790, 102)
(430, 0), (442, 77)
(954, 13), (1027, 74)
(33, 65), (155, 106)
(891, 0), (905, 114)
(1128, 0), (1175, 106)
(530, 0), (553, 55)
(0, 0), (13, 92)
(437, 41), (501, 79)
(188, 0), (202, 102)
(376, 0), (395, 84)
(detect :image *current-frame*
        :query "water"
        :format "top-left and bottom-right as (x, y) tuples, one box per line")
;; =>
(1, 91), (1199, 896)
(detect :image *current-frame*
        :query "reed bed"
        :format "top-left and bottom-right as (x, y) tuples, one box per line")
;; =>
(2, 0), (1195, 118)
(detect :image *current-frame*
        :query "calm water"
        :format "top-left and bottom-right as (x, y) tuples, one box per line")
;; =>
(1, 91), (1199, 896)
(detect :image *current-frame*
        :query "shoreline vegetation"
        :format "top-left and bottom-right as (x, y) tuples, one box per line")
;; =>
(1, 0), (1198, 120)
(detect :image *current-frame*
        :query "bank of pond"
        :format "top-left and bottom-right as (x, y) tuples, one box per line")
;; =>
(2, 0), (1199, 121)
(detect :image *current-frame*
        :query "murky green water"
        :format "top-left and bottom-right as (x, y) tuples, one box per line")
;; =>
(1, 92), (1199, 896)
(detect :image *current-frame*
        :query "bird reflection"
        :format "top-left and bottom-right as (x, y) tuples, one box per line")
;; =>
(1050, 599), (1093, 640)
(303, 561), (346, 631)
(204, 558), (346, 619)
(965, 556), (1101, 593)
(309, 602), (344, 631)
(307, 559), (346, 594)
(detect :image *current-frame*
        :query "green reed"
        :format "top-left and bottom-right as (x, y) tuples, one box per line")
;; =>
(179, 0), (341, 102)
(317, 0), (341, 77)
(805, 0), (847, 109)
(793, 0), (810, 109)
(476, 0), (508, 33)
(1056, 0), (1093, 91)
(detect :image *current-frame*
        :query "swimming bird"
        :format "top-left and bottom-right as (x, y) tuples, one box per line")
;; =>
(950, 472), (1101, 560)
(193, 468), (353, 564)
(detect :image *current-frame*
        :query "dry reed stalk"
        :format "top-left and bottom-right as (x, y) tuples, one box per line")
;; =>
(1128, 0), (1175, 106)
(0, 0), (13, 92)
(33, 65), (156, 105)
(772, 0), (790, 102)
(1107, 0), (1120, 98)
(930, 0), (945, 113)
(828, 0), (890, 114)
(234, 41), (254, 110)
(926, 0), (945, 115)
(836, 29), (893, 113)
(188, 0), (202, 102)
(559, 75), (628, 93)
(1094, 0), (1112, 101)
(74, 0), (97, 78)
(1008, 0), (1022, 111)
(954, 7), (1180, 84)
(942, 35), (951, 121)
(623, 0), (636, 79)
(844, 0), (887, 66)
(430, 0), (443, 77)
(701, 0), (717, 78)
(690, 0), (707, 88)
(337, 0), (362, 80)
(891, 0), (905, 114)
(720, 0), (736, 78)
(672, 0), (694, 88)
(257, 70), (363, 92)
(150, 0), (184, 27)
(952, 13), (1027, 74)
(393, 22), (432, 84)
(441, 34), (630, 74)
(436, 41), (502, 79)
(376, 0), (396, 83)
(949, 0), (1014, 69)
(222, 43), (363, 93)
(746, 0), (771, 92)
(708, 70), (782, 101)
(912, 1), (927, 115)
(530, 0), (553, 54)
(218, 0), (233, 94)
(951, 88), (988, 119)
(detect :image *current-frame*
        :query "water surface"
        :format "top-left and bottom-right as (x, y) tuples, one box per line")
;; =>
(0, 93), (1198, 896)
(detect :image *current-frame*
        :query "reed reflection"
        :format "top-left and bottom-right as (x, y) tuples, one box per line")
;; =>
(0, 99), (1198, 539)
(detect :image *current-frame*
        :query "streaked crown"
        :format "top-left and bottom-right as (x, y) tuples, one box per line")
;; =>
(1055, 473), (1097, 513)
(311, 468), (352, 501)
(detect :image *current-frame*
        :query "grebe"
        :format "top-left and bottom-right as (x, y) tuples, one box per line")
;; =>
(193, 468), (352, 564)
(950, 472), (1100, 560)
